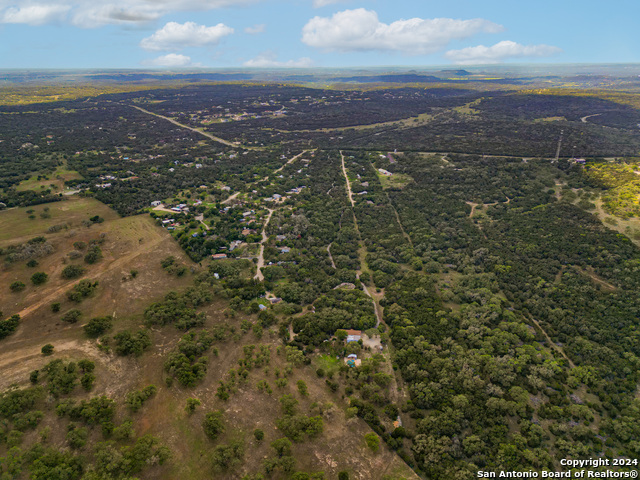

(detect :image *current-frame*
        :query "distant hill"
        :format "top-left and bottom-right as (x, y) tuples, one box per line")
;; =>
(333, 74), (446, 84)
(438, 69), (472, 76)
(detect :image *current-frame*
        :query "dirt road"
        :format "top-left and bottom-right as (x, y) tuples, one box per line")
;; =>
(254, 208), (274, 281)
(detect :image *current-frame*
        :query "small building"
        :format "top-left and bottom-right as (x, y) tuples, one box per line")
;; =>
(345, 329), (362, 343)
(270, 297), (282, 304)
(280, 247), (290, 254)
(151, 200), (162, 207)
(211, 253), (228, 260)
(258, 304), (267, 311)
(276, 235), (287, 241)
(378, 168), (392, 176)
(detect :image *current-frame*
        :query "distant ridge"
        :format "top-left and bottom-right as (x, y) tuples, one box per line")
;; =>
(438, 69), (472, 76)
(333, 74), (445, 83)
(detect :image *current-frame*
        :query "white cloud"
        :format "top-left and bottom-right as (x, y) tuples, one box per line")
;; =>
(0, 0), (257, 27)
(312, 0), (343, 7)
(243, 51), (313, 68)
(445, 40), (561, 64)
(140, 21), (234, 51)
(142, 53), (194, 67)
(244, 23), (265, 34)
(1, 4), (70, 25)
(301, 8), (503, 55)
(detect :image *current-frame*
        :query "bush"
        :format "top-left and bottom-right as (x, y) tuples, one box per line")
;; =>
(66, 424), (88, 449)
(185, 398), (201, 414)
(61, 309), (82, 324)
(203, 410), (225, 440)
(83, 316), (113, 337)
(364, 432), (380, 452)
(211, 440), (244, 471)
(254, 428), (264, 441)
(0, 314), (20, 340)
(26, 259), (39, 268)
(61, 264), (85, 279)
(41, 344), (54, 355)
(10, 281), (26, 292)
(51, 302), (61, 313)
(84, 245), (102, 264)
(113, 330), (152, 356)
(31, 272), (48, 285)
(66, 280), (98, 302)
(80, 373), (95, 391)
(125, 385), (157, 412)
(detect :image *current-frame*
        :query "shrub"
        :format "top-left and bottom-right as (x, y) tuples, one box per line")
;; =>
(113, 330), (151, 356)
(66, 280), (98, 302)
(10, 281), (26, 292)
(26, 259), (39, 268)
(61, 264), (85, 279)
(51, 302), (61, 313)
(211, 440), (244, 471)
(84, 245), (102, 264)
(83, 316), (113, 337)
(31, 272), (48, 285)
(126, 385), (157, 412)
(41, 344), (54, 355)
(185, 398), (201, 415)
(0, 314), (20, 340)
(80, 373), (95, 391)
(364, 432), (380, 452)
(61, 309), (82, 324)
(66, 424), (88, 449)
(254, 428), (264, 441)
(203, 410), (224, 440)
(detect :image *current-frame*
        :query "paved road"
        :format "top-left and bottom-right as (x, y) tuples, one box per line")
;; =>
(129, 105), (258, 150)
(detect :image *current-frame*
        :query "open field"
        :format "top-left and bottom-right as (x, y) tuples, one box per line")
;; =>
(15, 165), (82, 192)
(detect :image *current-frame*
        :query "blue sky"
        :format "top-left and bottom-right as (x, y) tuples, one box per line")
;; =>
(0, 0), (638, 69)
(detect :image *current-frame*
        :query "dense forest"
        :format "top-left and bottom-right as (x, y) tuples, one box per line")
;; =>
(1, 82), (640, 479)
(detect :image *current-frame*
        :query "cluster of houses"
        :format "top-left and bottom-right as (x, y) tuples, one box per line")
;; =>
(264, 186), (307, 203)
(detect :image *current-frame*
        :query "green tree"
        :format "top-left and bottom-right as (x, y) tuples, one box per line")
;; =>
(10, 281), (25, 292)
(364, 433), (380, 452)
(185, 398), (201, 414)
(31, 272), (48, 285)
(61, 265), (85, 279)
(203, 411), (225, 440)
(41, 344), (54, 355)
(83, 316), (112, 337)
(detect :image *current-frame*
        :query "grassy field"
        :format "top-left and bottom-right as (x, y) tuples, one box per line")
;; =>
(377, 172), (413, 190)
(0, 197), (118, 245)
(16, 165), (82, 192)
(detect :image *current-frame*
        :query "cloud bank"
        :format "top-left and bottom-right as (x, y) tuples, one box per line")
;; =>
(243, 51), (313, 67)
(302, 8), (503, 55)
(445, 40), (561, 64)
(142, 53), (194, 67)
(0, 0), (256, 27)
(1, 4), (70, 25)
(140, 21), (234, 51)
